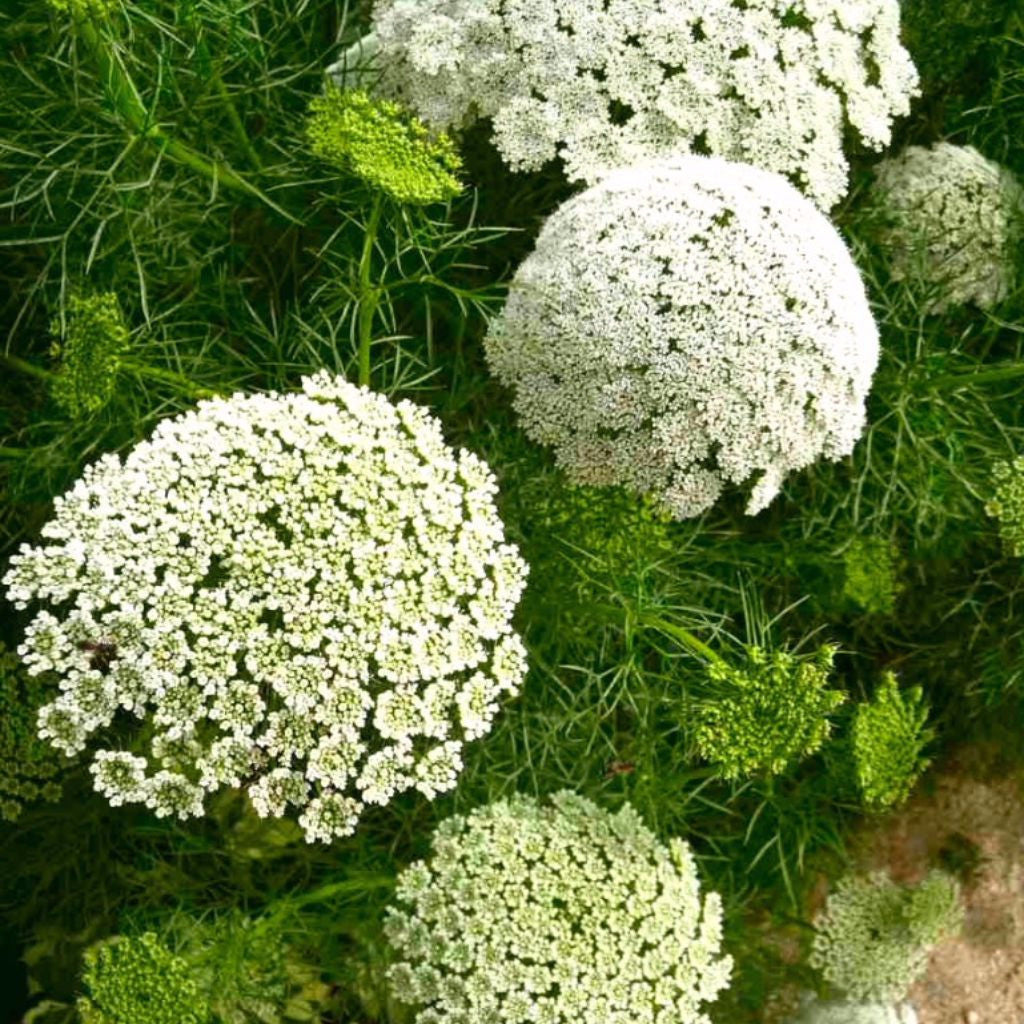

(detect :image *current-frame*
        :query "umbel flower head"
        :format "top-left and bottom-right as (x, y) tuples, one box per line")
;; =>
(46, 0), (115, 17)
(692, 643), (845, 780)
(385, 790), (733, 1024)
(3, 372), (528, 842)
(849, 672), (932, 812)
(363, 0), (918, 208)
(810, 870), (963, 1002)
(0, 641), (71, 822)
(50, 292), (129, 419)
(985, 453), (1024, 556)
(306, 85), (463, 205)
(78, 933), (208, 1024)
(841, 537), (902, 616)
(872, 143), (1024, 311)
(485, 155), (880, 520)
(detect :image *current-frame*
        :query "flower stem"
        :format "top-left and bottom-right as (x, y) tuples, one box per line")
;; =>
(357, 194), (384, 389)
(927, 360), (1024, 391)
(75, 16), (297, 223)
(636, 612), (726, 667)
(120, 360), (222, 399)
(0, 352), (52, 380)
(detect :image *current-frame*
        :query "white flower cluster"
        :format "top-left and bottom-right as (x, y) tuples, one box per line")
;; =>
(485, 155), (880, 519)
(872, 142), (1024, 311)
(363, 0), (918, 208)
(385, 791), (732, 1024)
(3, 373), (528, 842)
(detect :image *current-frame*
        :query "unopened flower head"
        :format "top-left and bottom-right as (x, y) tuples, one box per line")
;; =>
(872, 143), (1024, 311)
(693, 643), (845, 780)
(306, 85), (463, 205)
(385, 790), (733, 1024)
(3, 373), (528, 842)
(50, 292), (129, 419)
(365, 0), (918, 208)
(485, 155), (879, 519)
(849, 672), (932, 812)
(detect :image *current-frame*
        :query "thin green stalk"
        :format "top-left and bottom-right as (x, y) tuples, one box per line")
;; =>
(0, 352), (52, 381)
(195, 35), (263, 171)
(927, 360), (1024, 391)
(75, 17), (296, 223)
(357, 194), (384, 389)
(120, 360), (221, 399)
(636, 612), (726, 667)
(0, 447), (28, 458)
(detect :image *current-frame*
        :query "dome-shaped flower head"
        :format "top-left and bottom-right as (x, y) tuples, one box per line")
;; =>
(986, 452), (1024, 556)
(485, 155), (880, 519)
(306, 85), (463, 205)
(362, 0), (918, 209)
(872, 143), (1024, 311)
(3, 373), (528, 842)
(385, 790), (733, 1024)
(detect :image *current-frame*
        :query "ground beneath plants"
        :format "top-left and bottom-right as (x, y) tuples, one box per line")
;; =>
(852, 744), (1024, 1024)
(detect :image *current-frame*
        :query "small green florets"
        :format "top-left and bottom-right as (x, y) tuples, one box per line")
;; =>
(77, 933), (209, 1024)
(46, 0), (116, 17)
(810, 870), (963, 1002)
(305, 86), (463, 205)
(850, 673), (932, 812)
(692, 643), (845, 780)
(50, 292), (129, 419)
(986, 454), (1024, 556)
(0, 642), (69, 822)
(841, 537), (902, 615)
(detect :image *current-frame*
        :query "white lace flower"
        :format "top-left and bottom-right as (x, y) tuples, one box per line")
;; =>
(872, 142), (1024, 311)
(361, 0), (918, 208)
(485, 155), (879, 519)
(385, 791), (733, 1024)
(3, 373), (528, 842)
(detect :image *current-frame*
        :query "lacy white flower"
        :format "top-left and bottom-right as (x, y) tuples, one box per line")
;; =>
(3, 373), (528, 841)
(385, 791), (733, 1024)
(485, 155), (880, 519)
(872, 143), (1024, 311)
(362, 0), (919, 208)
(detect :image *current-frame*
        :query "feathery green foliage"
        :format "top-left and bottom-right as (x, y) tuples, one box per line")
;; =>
(810, 871), (963, 1002)
(306, 86), (463, 205)
(849, 674), (933, 812)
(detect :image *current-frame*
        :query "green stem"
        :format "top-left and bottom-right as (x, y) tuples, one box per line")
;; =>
(927, 360), (1024, 392)
(0, 446), (28, 458)
(121, 360), (222, 399)
(637, 612), (726, 667)
(75, 17), (296, 223)
(195, 35), (263, 171)
(357, 194), (384, 389)
(0, 352), (52, 380)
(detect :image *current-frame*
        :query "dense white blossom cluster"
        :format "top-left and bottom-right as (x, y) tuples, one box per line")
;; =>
(872, 142), (1024, 311)
(485, 155), (879, 519)
(3, 373), (528, 842)
(362, 0), (918, 208)
(385, 791), (732, 1024)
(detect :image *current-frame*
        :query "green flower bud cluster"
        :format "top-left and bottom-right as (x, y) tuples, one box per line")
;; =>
(810, 870), (963, 1002)
(50, 292), (129, 419)
(306, 86), (463, 206)
(692, 643), (845, 780)
(0, 642), (68, 822)
(850, 673), (932, 812)
(986, 454), (1024, 556)
(46, 0), (116, 17)
(77, 933), (209, 1024)
(841, 538), (902, 615)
